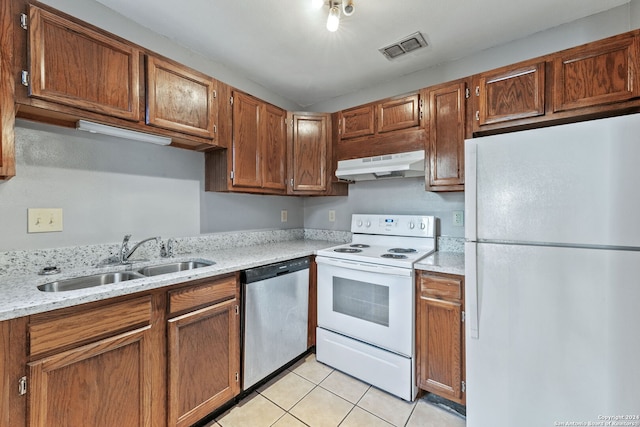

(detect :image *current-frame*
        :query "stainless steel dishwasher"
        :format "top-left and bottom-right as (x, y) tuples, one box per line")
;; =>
(242, 257), (310, 390)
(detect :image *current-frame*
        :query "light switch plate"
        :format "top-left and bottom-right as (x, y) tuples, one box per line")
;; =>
(28, 208), (63, 233)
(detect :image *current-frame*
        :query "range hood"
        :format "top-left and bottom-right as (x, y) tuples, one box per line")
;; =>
(335, 150), (425, 181)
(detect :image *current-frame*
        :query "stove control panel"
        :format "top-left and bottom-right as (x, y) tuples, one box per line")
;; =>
(351, 214), (435, 237)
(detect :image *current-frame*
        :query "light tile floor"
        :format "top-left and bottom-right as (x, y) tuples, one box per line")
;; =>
(209, 354), (466, 427)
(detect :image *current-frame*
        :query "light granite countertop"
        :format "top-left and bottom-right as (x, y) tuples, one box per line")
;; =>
(415, 251), (465, 276)
(0, 240), (337, 322)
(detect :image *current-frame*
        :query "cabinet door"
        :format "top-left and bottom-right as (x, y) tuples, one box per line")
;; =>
(553, 35), (640, 112)
(167, 298), (240, 427)
(426, 82), (466, 191)
(261, 104), (287, 191)
(289, 113), (328, 193)
(416, 296), (463, 402)
(377, 94), (420, 133)
(475, 60), (545, 128)
(28, 5), (140, 121)
(146, 56), (217, 139)
(0, 0), (15, 180)
(231, 92), (261, 188)
(28, 327), (153, 427)
(339, 105), (374, 139)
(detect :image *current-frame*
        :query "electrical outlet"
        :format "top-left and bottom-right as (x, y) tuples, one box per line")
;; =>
(452, 210), (464, 227)
(281, 210), (288, 222)
(28, 208), (63, 233)
(329, 210), (336, 222)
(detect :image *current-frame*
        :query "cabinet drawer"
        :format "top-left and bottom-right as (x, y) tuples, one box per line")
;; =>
(420, 275), (462, 300)
(29, 296), (152, 357)
(168, 275), (236, 316)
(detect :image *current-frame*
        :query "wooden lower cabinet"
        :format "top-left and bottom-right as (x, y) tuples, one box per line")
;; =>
(167, 295), (240, 427)
(28, 327), (154, 427)
(2, 274), (242, 427)
(416, 271), (465, 405)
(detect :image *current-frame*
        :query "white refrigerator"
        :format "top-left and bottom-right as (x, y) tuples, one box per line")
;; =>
(465, 114), (640, 427)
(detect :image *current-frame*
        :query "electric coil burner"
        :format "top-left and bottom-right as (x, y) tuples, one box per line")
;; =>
(381, 253), (407, 259)
(388, 248), (417, 254)
(315, 214), (437, 402)
(333, 248), (362, 253)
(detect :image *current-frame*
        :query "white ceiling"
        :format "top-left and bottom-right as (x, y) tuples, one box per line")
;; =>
(94, 0), (630, 108)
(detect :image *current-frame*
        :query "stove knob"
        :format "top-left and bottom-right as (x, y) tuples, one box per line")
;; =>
(420, 222), (426, 230)
(357, 220), (363, 227)
(365, 221), (371, 228)
(409, 222), (415, 229)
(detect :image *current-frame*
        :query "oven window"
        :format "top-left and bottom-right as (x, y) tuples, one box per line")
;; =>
(332, 277), (389, 327)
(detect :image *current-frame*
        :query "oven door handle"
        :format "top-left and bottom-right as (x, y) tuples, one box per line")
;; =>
(315, 256), (413, 277)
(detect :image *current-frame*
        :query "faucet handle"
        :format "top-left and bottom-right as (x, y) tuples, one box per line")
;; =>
(161, 238), (176, 258)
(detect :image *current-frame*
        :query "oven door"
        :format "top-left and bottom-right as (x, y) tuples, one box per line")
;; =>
(316, 256), (414, 357)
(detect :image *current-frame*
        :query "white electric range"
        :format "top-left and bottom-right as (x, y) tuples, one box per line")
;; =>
(315, 214), (436, 401)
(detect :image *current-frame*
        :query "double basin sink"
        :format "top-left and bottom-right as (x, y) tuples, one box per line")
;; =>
(37, 260), (215, 292)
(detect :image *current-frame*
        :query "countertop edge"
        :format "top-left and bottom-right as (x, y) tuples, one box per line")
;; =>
(414, 251), (465, 276)
(0, 240), (335, 321)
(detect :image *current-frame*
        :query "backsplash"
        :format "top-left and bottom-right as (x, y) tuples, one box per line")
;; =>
(437, 237), (464, 253)
(0, 229), (458, 278)
(0, 229), (351, 277)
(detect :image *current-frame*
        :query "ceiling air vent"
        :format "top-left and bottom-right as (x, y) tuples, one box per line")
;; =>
(379, 32), (428, 61)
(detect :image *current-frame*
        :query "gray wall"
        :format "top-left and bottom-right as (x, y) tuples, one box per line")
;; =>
(0, 122), (303, 251)
(304, 178), (465, 238)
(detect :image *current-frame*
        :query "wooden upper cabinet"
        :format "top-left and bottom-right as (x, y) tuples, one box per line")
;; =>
(229, 91), (286, 192)
(27, 5), (140, 121)
(339, 105), (375, 139)
(146, 56), (217, 139)
(424, 81), (467, 192)
(288, 113), (328, 194)
(553, 34), (640, 112)
(377, 94), (420, 133)
(262, 104), (287, 191)
(474, 60), (545, 129)
(0, 0), (15, 180)
(231, 91), (261, 188)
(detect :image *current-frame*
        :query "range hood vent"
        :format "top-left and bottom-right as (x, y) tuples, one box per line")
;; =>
(335, 150), (425, 182)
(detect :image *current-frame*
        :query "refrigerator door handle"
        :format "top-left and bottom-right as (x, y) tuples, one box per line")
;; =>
(465, 242), (479, 339)
(464, 140), (478, 242)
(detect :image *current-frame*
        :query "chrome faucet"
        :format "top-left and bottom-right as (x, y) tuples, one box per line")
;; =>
(120, 234), (161, 264)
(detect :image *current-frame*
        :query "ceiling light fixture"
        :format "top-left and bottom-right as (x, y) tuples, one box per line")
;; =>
(315, 0), (354, 32)
(76, 120), (172, 146)
(326, 3), (340, 32)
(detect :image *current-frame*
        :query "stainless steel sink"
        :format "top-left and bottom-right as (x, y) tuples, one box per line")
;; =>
(137, 260), (215, 277)
(37, 271), (145, 292)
